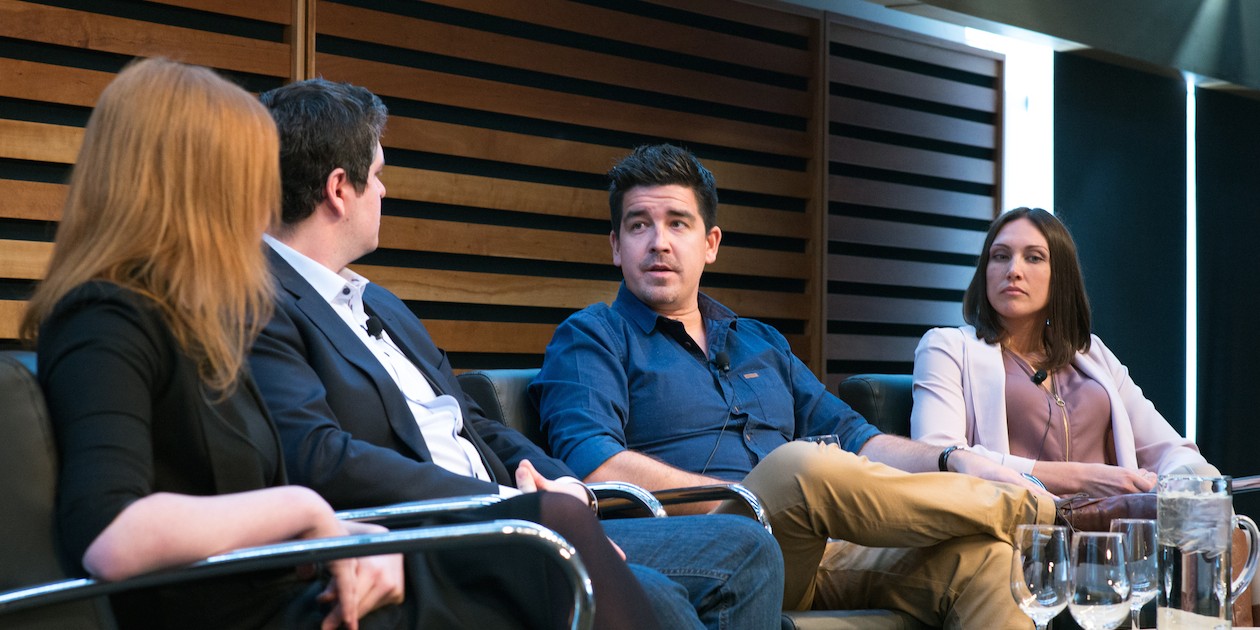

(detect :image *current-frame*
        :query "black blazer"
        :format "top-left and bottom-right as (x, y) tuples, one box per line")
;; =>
(40, 281), (293, 629)
(250, 249), (573, 510)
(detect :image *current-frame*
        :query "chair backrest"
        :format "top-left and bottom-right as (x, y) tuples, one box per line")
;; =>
(461, 369), (918, 444)
(0, 350), (115, 629)
(834, 374), (914, 437)
(458, 368), (544, 446)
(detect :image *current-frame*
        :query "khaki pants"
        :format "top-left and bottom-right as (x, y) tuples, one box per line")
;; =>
(719, 441), (1055, 629)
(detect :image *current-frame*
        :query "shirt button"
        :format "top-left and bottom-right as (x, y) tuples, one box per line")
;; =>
(341, 287), (351, 295)
(744, 432), (752, 440)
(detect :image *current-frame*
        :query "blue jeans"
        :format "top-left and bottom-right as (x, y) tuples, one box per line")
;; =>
(604, 514), (784, 630)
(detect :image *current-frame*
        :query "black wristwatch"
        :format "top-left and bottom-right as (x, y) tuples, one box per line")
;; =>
(938, 445), (963, 472)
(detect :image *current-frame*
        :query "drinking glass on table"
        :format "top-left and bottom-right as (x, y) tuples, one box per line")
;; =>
(1070, 531), (1131, 630)
(1011, 524), (1071, 630)
(1111, 519), (1158, 629)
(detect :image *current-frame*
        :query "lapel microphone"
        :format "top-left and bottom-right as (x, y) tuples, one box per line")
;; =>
(1030, 369), (1048, 385)
(713, 351), (731, 374)
(365, 315), (384, 340)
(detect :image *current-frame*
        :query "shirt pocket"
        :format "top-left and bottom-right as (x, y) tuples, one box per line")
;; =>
(730, 364), (795, 440)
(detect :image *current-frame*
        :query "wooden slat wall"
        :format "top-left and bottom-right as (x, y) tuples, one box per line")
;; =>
(0, 0), (822, 373)
(823, 15), (1003, 389)
(0, 0), (295, 341)
(315, 0), (822, 371)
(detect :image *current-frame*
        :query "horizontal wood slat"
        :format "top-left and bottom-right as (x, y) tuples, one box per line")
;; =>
(831, 58), (998, 112)
(419, 0), (812, 76)
(829, 175), (995, 220)
(0, 57), (114, 109)
(828, 294), (964, 326)
(0, 239), (52, 280)
(10, 181), (67, 222)
(0, 0), (288, 77)
(830, 97), (996, 149)
(149, 0), (293, 24)
(376, 216), (810, 279)
(383, 118), (810, 198)
(828, 215), (985, 254)
(831, 22), (1000, 76)
(827, 254), (973, 288)
(423, 319), (557, 354)
(319, 3), (809, 119)
(826, 333), (918, 363)
(0, 300), (23, 339)
(829, 136), (995, 185)
(648, 0), (816, 37)
(356, 264), (809, 321)
(318, 54), (808, 158)
(382, 166), (811, 239)
(0, 120), (81, 164)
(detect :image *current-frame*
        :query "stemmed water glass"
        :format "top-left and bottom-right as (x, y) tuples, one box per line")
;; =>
(1070, 531), (1131, 630)
(1111, 519), (1158, 630)
(1011, 524), (1071, 630)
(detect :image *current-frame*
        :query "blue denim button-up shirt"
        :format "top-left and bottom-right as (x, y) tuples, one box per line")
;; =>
(531, 284), (880, 481)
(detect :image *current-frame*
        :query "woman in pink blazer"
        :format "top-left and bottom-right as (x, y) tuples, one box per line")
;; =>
(911, 208), (1215, 497)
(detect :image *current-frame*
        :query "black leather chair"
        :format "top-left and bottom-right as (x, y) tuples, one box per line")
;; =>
(459, 368), (931, 630)
(0, 352), (595, 629)
(834, 373), (914, 437)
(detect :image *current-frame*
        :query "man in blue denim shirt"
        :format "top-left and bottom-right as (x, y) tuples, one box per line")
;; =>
(531, 144), (1059, 629)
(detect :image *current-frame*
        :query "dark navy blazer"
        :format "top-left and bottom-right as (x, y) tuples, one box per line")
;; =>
(249, 249), (572, 510)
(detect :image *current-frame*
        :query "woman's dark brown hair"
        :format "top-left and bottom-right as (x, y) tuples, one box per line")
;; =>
(962, 207), (1092, 371)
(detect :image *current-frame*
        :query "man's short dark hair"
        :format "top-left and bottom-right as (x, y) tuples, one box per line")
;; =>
(608, 144), (718, 233)
(260, 78), (387, 226)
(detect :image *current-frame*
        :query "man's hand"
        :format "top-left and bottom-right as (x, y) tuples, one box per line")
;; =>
(513, 459), (627, 560)
(514, 459), (590, 504)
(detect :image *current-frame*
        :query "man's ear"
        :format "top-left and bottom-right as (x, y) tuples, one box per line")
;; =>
(704, 226), (722, 264)
(323, 168), (350, 218)
(609, 230), (622, 268)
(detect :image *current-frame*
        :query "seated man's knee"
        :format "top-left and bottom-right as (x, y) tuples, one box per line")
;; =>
(745, 441), (869, 499)
(714, 514), (782, 570)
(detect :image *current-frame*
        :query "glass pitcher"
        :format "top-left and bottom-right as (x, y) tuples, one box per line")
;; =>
(1156, 475), (1260, 629)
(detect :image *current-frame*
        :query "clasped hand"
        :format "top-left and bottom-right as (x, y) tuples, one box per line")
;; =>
(309, 519), (406, 630)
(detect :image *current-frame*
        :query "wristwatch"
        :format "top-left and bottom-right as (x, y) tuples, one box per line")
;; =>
(938, 445), (964, 472)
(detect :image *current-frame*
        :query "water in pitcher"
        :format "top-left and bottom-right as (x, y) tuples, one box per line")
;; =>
(1157, 491), (1232, 630)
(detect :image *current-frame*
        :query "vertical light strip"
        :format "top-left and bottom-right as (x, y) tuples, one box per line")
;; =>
(1185, 75), (1198, 442)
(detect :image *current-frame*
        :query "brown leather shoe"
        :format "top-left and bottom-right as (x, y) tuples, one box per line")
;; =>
(1055, 493), (1156, 532)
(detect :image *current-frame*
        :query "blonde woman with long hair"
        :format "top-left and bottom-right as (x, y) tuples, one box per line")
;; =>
(22, 59), (406, 630)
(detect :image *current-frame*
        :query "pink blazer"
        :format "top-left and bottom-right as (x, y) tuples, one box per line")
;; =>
(911, 326), (1215, 476)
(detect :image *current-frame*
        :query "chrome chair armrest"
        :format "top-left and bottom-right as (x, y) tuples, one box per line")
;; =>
(588, 481), (668, 518)
(1233, 475), (1260, 494)
(335, 494), (506, 527)
(0, 519), (593, 630)
(650, 483), (771, 533)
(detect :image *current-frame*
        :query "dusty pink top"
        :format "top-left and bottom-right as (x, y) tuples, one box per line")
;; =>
(1002, 351), (1115, 465)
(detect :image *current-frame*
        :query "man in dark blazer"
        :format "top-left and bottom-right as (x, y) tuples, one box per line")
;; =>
(248, 78), (783, 629)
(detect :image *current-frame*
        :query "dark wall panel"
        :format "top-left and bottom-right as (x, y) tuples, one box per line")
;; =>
(1196, 88), (1260, 482)
(824, 15), (1002, 389)
(1053, 52), (1187, 433)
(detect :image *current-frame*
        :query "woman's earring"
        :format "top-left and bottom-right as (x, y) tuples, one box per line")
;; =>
(1045, 318), (1051, 327)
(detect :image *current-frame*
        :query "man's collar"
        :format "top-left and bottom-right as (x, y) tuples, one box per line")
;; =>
(264, 234), (370, 304)
(611, 282), (737, 334)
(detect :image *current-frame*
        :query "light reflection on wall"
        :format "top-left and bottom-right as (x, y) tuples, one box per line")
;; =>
(964, 28), (1055, 214)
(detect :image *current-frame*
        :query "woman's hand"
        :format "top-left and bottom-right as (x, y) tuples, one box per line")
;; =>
(318, 552), (405, 630)
(308, 517), (405, 629)
(1032, 461), (1158, 496)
